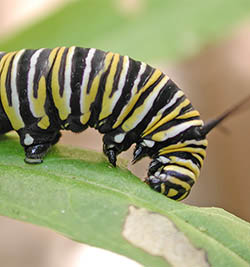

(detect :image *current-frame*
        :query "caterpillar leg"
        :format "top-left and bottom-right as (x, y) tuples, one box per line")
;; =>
(18, 130), (61, 164)
(102, 129), (134, 167)
(24, 143), (51, 164)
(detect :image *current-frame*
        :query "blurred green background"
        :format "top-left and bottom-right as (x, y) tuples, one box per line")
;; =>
(0, 0), (250, 266)
(2, 0), (250, 61)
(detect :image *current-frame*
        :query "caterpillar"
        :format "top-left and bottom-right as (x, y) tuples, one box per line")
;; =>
(0, 46), (246, 200)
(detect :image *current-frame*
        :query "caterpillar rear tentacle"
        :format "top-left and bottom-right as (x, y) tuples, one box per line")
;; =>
(0, 47), (248, 200)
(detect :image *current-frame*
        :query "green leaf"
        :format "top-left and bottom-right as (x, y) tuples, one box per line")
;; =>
(0, 134), (250, 266)
(1, 0), (250, 62)
(1, 0), (250, 265)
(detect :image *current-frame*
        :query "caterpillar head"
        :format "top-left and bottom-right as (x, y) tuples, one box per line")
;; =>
(146, 95), (250, 201)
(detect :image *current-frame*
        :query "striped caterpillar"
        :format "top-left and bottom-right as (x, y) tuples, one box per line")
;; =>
(0, 46), (244, 200)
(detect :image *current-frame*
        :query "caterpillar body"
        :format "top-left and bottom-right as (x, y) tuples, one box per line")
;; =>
(0, 46), (238, 200)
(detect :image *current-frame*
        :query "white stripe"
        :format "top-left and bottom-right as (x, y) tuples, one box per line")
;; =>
(154, 90), (184, 120)
(130, 62), (147, 97)
(110, 55), (130, 112)
(160, 120), (203, 141)
(11, 49), (26, 123)
(125, 75), (169, 130)
(145, 90), (184, 132)
(80, 48), (96, 113)
(27, 48), (44, 117)
(116, 62), (147, 119)
(184, 139), (207, 146)
(170, 156), (200, 172)
(64, 46), (75, 115)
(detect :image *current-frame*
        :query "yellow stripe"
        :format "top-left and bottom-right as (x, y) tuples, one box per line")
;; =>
(31, 76), (46, 118)
(169, 156), (200, 177)
(0, 53), (9, 100)
(159, 146), (206, 158)
(48, 47), (60, 67)
(51, 47), (70, 121)
(192, 153), (204, 167)
(167, 176), (191, 191)
(177, 191), (189, 201)
(142, 98), (190, 137)
(0, 53), (10, 75)
(112, 68), (162, 129)
(167, 188), (179, 198)
(161, 142), (186, 151)
(143, 113), (162, 134)
(163, 165), (196, 182)
(122, 75), (169, 132)
(27, 49), (57, 130)
(0, 51), (25, 130)
(80, 52), (114, 125)
(185, 139), (207, 146)
(176, 110), (200, 120)
(151, 119), (203, 142)
(32, 76), (50, 129)
(161, 183), (166, 194)
(142, 91), (185, 135)
(160, 139), (208, 151)
(98, 53), (120, 120)
(38, 115), (50, 129)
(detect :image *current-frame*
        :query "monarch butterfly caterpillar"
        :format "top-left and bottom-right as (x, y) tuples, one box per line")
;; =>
(0, 46), (247, 200)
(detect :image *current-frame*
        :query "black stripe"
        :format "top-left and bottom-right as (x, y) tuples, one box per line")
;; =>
(167, 170), (195, 186)
(148, 116), (200, 135)
(169, 188), (190, 200)
(59, 48), (69, 97)
(136, 80), (188, 138)
(132, 73), (165, 111)
(97, 57), (142, 132)
(162, 94), (187, 118)
(17, 49), (37, 125)
(179, 103), (193, 114)
(165, 151), (202, 168)
(164, 180), (185, 192)
(110, 55), (123, 98)
(88, 56), (113, 127)
(152, 79), (180, 112)
(33, 49), (52, 98)
(46, 48), (62, 126)
(117, 73), (165, 132)
(0, 54), (7, 77)
(86, 49), (106, 94)
(137, 64), (155, 92)
(186, 144), (207, 149)
(70, 47), (90, 116)
(163, 180), (191, 200)
(5, 54), (16, 106)
(167, 163), (198, 180)
(114, 78), (180, 138)
(145, 124), (206, 158)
